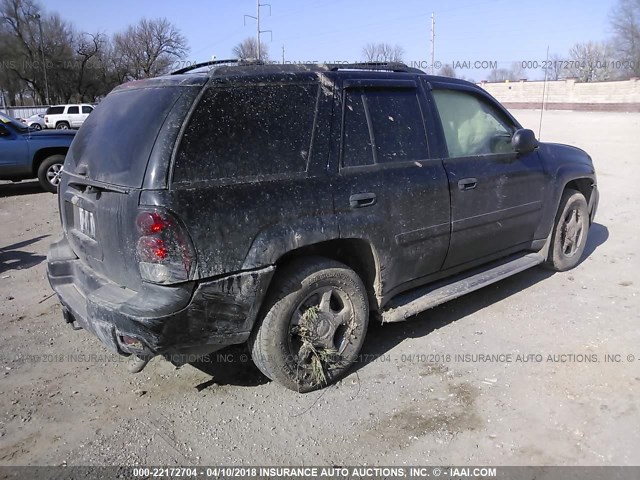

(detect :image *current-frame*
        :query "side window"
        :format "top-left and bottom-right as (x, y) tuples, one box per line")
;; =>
(82, 106), (93, 114)
(432, 89), (516, 158)
(341, 87), (428, 167)
(67, 106), (79, 114)
(342, 91), (374, 167)
(175, 84), (318, 182)
(366, 89), (428, 163)
(47, 106), (64, 115)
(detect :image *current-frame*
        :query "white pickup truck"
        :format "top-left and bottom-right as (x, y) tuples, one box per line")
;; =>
(44, 104), (94, 129)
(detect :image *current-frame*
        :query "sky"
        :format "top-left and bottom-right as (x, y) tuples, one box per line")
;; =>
(51, 0), (620, 81)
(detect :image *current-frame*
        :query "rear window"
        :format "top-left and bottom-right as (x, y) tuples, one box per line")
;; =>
(174, 83), (318, 183)
(67, 87), (185, 188)
(47, 106), (64, 115)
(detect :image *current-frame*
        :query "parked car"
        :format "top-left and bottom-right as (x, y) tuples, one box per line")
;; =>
(44, 104), (94, 129)
(0, 112), (76, 192)
(47, 61), (599, 392)
(24, 113), (47, 130)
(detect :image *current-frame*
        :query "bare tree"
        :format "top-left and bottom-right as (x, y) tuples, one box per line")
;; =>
(567, 41), (614, 82)
(437, 64), (456, 78)
(487, 69), (510, 82)
(362, 42), (405, 63)
(232, 37), (269, 61)
(0, 1), (193, 103)
(509, 61), (526, 80)
(610, 0), (640, 78)
(543, 53), (566, 81)
(487, 63), (527, 82)
(113, 18), (189, 79)
(0, 0), (52, 103)
(74, 32), (108, 101)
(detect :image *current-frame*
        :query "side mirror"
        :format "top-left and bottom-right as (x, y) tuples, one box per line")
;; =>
(512, 129), (538, 154)
(0, 125), (10, 137)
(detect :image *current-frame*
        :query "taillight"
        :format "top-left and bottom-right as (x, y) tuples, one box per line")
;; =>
(45, 116), (49, 122)
(135, 209), (196, 284)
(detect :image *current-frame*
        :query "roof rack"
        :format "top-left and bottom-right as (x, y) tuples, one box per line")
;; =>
(325, 62), (423, 74)
(170, 59), (423, 76)
(170, 58), (263, 75)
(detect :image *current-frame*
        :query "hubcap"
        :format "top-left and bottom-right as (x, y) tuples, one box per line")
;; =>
(46, 163), (63, 186)
(289, 287), (356, 366)
(560, 207), (583, 257)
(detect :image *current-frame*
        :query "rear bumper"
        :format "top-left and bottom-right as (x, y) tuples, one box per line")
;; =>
(47, 235), (275, 363)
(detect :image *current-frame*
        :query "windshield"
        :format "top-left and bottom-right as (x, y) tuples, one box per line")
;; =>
(66, 86), (187, 188)
(0, 112), (29, 133)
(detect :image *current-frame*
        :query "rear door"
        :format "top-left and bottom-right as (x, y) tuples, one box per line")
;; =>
(331, 77), (450, 301)
(430, 85), (545, 269)
(66, 106), (82, 128)
(168, 79), (336, 278)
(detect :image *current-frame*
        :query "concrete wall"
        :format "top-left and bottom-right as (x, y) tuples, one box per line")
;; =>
(479, 78), (640, 112)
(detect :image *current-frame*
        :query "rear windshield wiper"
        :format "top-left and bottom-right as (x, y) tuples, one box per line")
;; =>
(66, 172), (131, 194)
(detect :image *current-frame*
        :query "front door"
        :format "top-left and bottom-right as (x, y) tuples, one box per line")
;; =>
(431, 86), (546, 269)
(0, 123), (28, 174)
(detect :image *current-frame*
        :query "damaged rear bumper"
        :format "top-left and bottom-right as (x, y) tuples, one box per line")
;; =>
(47, 236), (275, 364)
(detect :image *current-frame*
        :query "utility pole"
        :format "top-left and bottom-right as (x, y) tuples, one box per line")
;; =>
(256, 0), (261, 60)
(244, 1), (272, 61)
(29, 13), (49, 105)
(282, 44), (285, 64)
(430, 12), (435, 74)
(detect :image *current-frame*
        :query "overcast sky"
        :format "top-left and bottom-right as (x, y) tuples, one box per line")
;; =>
(51, 0), (619, 81)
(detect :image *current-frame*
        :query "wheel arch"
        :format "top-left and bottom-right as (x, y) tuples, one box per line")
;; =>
(564, 178), (594, 205)
(271, 239), (382, 314)
(32, 148), (68, 177)
(534, 164), (597, 243)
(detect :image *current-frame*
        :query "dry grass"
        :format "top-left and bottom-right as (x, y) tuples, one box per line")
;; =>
(298, 305), (338, 386)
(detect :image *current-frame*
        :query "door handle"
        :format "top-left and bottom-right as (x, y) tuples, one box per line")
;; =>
(458, 178), (478, 191)
(349, 192), (377, 208)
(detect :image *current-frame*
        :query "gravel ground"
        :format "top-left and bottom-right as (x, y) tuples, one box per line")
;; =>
(0, 109), (638, 467)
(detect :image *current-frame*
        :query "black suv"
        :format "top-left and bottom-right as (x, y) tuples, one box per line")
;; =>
(47, 61), (599, 392)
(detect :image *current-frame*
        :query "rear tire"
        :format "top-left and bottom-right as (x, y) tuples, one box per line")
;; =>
(55, 122), (70, 130)
(249, 257), (369, 392)
(37, 155), (65, 193)
(543, 189), (589, 271)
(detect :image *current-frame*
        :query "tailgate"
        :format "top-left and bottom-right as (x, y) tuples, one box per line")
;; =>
(59, 175), (143, 290)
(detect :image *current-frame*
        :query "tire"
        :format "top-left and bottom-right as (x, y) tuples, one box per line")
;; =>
(249, 257), (369, 393)
(55, 122), (70, 130)
(30, 123), (42, 131)
(37, 155), (65, 193)
(543, 189), (590, 271)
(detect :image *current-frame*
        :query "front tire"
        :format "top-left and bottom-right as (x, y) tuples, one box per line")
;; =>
(544, 189), (590, 271)
(249, 257), (369, 392)
(37, 155), (65, 193)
